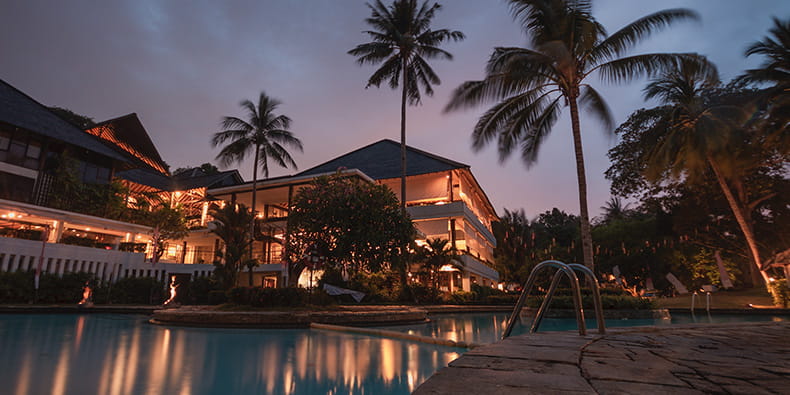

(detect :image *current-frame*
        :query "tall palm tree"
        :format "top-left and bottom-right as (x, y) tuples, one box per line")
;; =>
(599, 196), (631, 224)
(445, 0), (705, 271)
(348, 0), (464, 210)
(740, 17), (790, 155)
(212, 92), (302, 285)
(209, 203), (255, 289)
(637, 61), (771, 285)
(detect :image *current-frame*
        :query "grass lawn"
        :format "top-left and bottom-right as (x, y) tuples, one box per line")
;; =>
(655, 288), (776, 309)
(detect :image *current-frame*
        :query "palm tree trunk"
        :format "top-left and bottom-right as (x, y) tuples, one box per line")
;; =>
(249, 145), (259, 287)
(568, 95), (595, 272)
(708, 156), (769, 287)
(400, 61), (408, 211)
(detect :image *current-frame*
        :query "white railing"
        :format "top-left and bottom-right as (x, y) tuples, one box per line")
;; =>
(0, 237), (215, 282)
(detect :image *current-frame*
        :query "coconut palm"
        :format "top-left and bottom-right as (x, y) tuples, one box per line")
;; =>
(417, 238), (460, 289)
(740, 17), (790, 155)
(637, 61), (772, 285)
(209, 203), (255, 289)
(446, 0), (706, 271)
(348, 0), (464, 210)
(599, 196), (631, 224)
(212, 92), (302, 284)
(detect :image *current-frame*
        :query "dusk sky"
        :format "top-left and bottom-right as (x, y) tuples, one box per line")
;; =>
(2, 0), (787, 219)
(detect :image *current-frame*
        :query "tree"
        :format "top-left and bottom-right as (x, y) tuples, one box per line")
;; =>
(173, 163), (220, 176)
(48, 106), (95, 129)
(416, 238), (459, 289)
(348, 0), (464, 210)
(146, 205), (190, 263)
(286, 174), (415, 285)
(613, 59), (779, 285)
(209, 203), (255, 290)
(212, 92), (303, 280)
(598, 196), (632, 225)
(740, 17), (790, 156)
(445, 0), (705, 272)
(491, 209), (532, 285)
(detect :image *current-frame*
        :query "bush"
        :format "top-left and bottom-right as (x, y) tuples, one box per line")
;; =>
(768, 280), (789, 308)
(405, 284), (442, 304)
(0, 271), (97, 303)
(226, 287), (335, 308)
(187, 276), (221, 305)
(208, 290), (228, 305)
(100, 277), (166, 304)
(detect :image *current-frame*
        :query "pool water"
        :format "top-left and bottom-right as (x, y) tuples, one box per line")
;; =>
(0, 314), (462, 395)
(0, 312), (786, 394)
(384, 312), (789, 344)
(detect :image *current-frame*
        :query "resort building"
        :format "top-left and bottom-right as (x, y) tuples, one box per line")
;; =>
(197, 140), (500, 291)
(0, 78), (500, 291)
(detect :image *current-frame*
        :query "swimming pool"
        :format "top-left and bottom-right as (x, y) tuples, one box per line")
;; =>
(1, 311), (786, 394)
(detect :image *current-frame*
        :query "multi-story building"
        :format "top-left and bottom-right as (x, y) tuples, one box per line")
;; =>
(1, 78), (500, 291)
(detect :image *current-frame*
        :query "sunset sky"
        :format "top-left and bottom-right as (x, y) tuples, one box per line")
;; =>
(2, 0), (787, 219)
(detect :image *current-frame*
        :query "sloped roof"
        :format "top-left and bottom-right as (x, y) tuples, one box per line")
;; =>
(117, 168), (243, 192)
(0, 78), (129, 162)
(85, 113), (170, 175)
(297, 139), (469, 179)
(172, 169), (243, 190)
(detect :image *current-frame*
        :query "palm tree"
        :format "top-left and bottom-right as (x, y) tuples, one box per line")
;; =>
(417, 238), (460, 289)
(209, 203), (255, 289)
(740, 17), (790, 155)
(212, 92), (303, 285)
(637, 61), (771, 285)
(348, 0), (464, 210)
(445, 0), (705, 271)
(599, 196), (631, 224)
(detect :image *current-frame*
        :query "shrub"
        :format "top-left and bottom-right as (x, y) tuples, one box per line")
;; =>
(103, 277), (166, 304)
(768, 280), (789, 308)
(226, 287), (335, 308)
(187, 276), (221, 305)
(524, 294), (656, 310)
(405, 284), (442, 304)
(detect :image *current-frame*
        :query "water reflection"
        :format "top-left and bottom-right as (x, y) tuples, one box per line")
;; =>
(0, 314), (462, 394)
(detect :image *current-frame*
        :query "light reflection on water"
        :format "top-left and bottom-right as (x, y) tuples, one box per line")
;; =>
(0, 314), (461, 395)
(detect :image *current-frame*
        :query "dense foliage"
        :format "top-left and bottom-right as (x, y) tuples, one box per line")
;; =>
(286, 174), (415, 283)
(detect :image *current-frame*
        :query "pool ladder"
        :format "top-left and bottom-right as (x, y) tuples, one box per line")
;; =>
(503, 260), (605, 338)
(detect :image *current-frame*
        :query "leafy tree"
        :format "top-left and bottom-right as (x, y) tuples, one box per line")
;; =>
(597, 196), (632, 225)
(415, 238), (459, 289)
(212, 92), (303, 269)
(48, 106), (95, 129)
(740, 17), (790, 157)
(348, 0), (464, 210)
(146, 205), (190, 263)
(286, 174), (415, 285)
(445, 0), (706, 271)
(491, 209), (532, 285)
(620, 60), (777, 285)
(173, 163), (220, 176)
(209, 203), (255, 290)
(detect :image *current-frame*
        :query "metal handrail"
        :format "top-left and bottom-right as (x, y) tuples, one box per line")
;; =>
(502, 260), (585, 338)
(568, 263), (606, 334)
(502, 260), (606, 338)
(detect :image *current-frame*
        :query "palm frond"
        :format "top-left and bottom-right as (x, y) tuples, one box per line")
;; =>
(595, 53), (711, 83)
(578, 85), (614, 132)
(589, 9), (699, 63)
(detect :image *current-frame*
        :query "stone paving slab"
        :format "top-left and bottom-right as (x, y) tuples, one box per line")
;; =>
(413, 321), (790, 394)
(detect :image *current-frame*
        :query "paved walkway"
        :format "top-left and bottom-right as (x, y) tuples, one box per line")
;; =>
(414, 321), (790, 394)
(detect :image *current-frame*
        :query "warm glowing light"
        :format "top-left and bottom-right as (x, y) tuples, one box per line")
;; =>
(85, 227), (91, 231)
(164, 276), (178, 305)
(439, 264), (458, 272)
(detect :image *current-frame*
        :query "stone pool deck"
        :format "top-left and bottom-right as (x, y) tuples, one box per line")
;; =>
(414, 321), (790, 394)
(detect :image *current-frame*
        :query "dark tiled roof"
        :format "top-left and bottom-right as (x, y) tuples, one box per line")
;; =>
(85, 113), (170, 175)
(116, 168), (173, 191)
(0, 78), (129, 162)
(118, 168), (243, 192)
(172, 170), (243, 190)
(297, 139), (469, 179)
